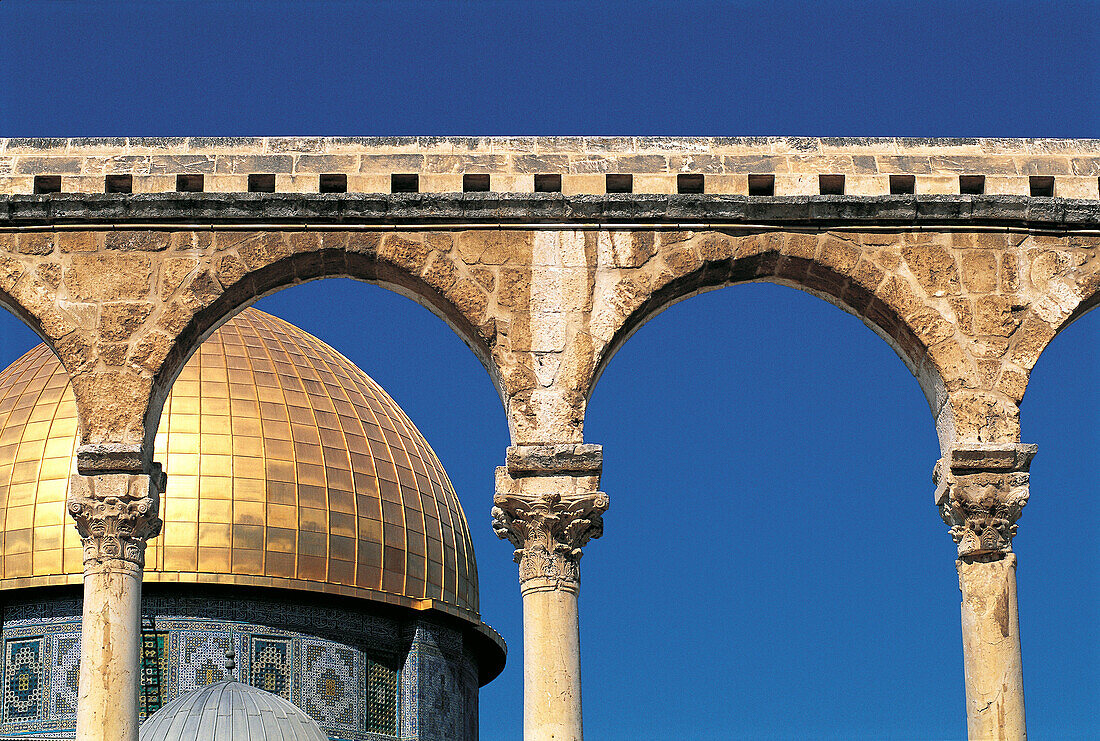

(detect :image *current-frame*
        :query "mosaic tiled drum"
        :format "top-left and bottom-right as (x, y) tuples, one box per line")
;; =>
(0, 308), (505, 741)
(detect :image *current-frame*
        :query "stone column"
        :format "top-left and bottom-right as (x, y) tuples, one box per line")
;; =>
(67, 461), (163, 741)
(492, 444), (608, 741)
(935, 443), (1035, 741)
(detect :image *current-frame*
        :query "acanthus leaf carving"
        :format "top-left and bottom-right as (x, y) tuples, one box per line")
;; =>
(67, 470), (163, 568)
(935, 448), (1032, 560)
(492, 489), (609, 591)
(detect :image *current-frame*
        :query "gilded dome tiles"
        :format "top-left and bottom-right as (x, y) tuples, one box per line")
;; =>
(0, 308), (480, 621)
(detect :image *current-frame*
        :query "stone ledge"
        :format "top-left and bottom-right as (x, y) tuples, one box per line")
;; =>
(506, 444), (603, 475)
(946, 444), (1038, 473)
(0, 193), (1097, 228)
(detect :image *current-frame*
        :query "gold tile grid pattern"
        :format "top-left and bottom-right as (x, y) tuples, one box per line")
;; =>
(0, 308), (480, 621)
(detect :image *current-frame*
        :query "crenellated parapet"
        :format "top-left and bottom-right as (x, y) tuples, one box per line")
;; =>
(0, 136), (1098, 198)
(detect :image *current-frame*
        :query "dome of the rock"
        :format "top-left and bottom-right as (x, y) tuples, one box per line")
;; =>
(0, 308), (503, 741)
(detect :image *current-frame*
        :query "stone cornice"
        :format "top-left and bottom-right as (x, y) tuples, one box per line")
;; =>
(2, 136), (1098, 154)
(1, 193), (1098, 228)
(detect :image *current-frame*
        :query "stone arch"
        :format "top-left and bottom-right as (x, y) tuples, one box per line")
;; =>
(139, 229), (508, 455)
(585, 229), (981, 449)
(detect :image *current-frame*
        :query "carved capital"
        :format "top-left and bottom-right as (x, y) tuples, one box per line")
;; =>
(492, 488), (609, 592)
(935, 444), (1035, 559)
(67, 467), (164, 568)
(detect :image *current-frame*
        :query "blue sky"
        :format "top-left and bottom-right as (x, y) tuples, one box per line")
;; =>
(1, 1), (1098, 739)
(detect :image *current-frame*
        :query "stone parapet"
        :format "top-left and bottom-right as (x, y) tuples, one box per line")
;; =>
(1, 137), (1097, 198)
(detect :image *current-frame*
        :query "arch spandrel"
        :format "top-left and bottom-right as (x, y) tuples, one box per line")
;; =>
(1006, 233), (1100, 401)
(580, 228), (1051, 450)
(0, 234), (102, 409)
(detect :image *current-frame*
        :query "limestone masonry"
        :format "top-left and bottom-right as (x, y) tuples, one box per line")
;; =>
(1, 137), (1097, 741)
(1, 136), (1098, 197)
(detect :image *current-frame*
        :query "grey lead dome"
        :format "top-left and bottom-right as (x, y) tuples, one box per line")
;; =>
(139, 681), (328, 741)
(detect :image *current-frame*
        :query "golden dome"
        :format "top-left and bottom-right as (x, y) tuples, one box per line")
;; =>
(0, 308), (482, 623)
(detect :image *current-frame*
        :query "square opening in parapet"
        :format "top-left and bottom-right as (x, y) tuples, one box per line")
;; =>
(677, 174), (705, 194)
(391, 174), (419, 193)
(105, 174), (133, 194)
(819, 174), (845, 195)
(889, 175), (916, 194)
(1029, 176), (1055, 197)
(534, 174), (562, 193)
(463, 174), (491, 192)
(33, 176), (62, 194)
(959, 175), (985, 195)
(747, 174), (775, 196)
(319, 173), (348, 193)
(248, 174), (276, 193)
(605, 174), (633, 193)
(176, 174), (204, 192)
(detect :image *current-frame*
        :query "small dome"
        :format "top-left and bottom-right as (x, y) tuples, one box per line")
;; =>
(140, 681), (328, 741)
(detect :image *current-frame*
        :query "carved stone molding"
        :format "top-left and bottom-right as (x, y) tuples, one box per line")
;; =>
(67, 467), (164, 568)
(934, 444), (1036, 559)
(492, 489), (609, 592)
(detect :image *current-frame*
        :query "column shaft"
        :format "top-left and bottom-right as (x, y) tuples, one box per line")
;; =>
(522, 581), (583, 741)
(76, 561), (143, 741)
(958, 556), (1026, 741)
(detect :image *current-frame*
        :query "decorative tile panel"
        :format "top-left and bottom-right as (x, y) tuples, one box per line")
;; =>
(367, 661), (399, 736)
(175, 631), (233, 695)
(48, 633), (79, 720)
(4, 637), (43, 724)
(300, 640), (361, 735)
(249, 636), (292, 701)
(138, 632), (169, 720)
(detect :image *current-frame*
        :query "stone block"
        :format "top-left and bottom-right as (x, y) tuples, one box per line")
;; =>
(1016, 157), (1071, 176)
(420, 174), (462, 193)
(845, 175), (888, 195)
(773, 174), (817, 195)
(346, 174), (391, 194)
(561, 175), (604, 195)
(213, 154), (293, 175)
(0, 176), (35, 194)
(205, 175), (249, 193)
(506, 444), (602, 475)
(492, 175), (534, 193)
(1055, 177), (1100, 199)
(960, 250), (998, 294)
(133, 176), (175, 194)
(66, 254), (153, 301)
(915, 176), (959, 194)
(703, 175), (747, 194)
(275, 175), (318, 194)
(984, 177), (1028, 196)
(633, 175), (675, 194)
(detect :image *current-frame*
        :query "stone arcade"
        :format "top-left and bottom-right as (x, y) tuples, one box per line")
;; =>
(0, 136), (1098, 740)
